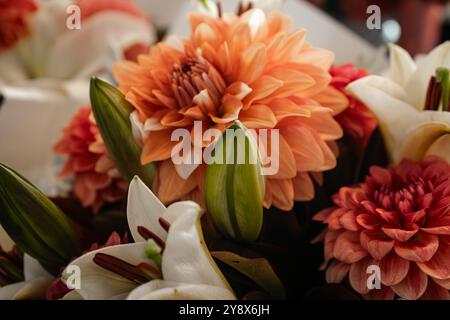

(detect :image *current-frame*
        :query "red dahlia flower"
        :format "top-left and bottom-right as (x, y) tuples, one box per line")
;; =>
(0, 0), (38, 49)
(315, 156), (450, 300)
(330, 64), (377, 149)
(54, 107), (127, 212)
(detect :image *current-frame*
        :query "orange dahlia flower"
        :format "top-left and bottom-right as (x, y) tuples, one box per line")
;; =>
(0, 0), (38, 49)
(113, 9), (349, 211)
(330, 64), (377, 149)
(315, 156), (450, 300)
(54, 107), (127, 212)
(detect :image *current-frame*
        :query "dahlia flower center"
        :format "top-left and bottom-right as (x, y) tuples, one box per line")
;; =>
(371, 175), (433, 226)
(171, 56), (226, 110)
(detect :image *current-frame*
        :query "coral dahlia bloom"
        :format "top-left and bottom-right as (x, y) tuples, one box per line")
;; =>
(0, 0), (38, 49)
(54, 107), (127, 212)
(330, 64), (377, 149)
(113, 9), (349, 211)
(315, 156), (450, 300)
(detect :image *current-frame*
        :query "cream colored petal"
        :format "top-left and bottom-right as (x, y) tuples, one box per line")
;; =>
(0, 51), (28, 84)
(404, 41), (450, 110)
(23, 254), (52, 282)
(127, 280), (235, 300)
(47, 12), (153, 79)
(127, 176), (167, 242)
(388, 43), (416, 88)
(162, 205), (233, 292)
(347, 75), (420, 162)
(398, 123), (450, 163)
(63, 242), (149, 300)
(0, 225), (14, 251)
(61, 290), (84, 300)
(425, 133), (450, 162)
(0, 277), (52, 300)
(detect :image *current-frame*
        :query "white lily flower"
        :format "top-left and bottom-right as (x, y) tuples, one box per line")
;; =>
(0, 0), (154, 189)
(0, 254), (53, 300)
(347, 42), (450, 163)
(63, 176), (235, 300)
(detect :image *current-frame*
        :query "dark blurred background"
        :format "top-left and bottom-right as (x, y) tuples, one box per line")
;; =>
(307, 0), (450, 56)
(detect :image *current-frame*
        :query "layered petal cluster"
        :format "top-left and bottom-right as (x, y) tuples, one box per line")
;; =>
(315, 156), (450, 300)
(0, 0), (154, 83)
(0, 0), (38, 50)
(348, 42), (450, 163)
(114, 9), (348, 211)
(54, 107), (127, 212)
(63, 177), (235, 300)
(331, 64), (377, 149)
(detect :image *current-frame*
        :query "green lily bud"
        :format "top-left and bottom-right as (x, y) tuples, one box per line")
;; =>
(143, 239), (162, 269)
(90, 77), (155, 187)
(205, 121), (265, 242)
(0, 164), (80, 274)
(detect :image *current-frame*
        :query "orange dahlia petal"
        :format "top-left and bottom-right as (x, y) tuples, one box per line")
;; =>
(394, 232), (439, 262)
(378, 251), (410, 286)
(333, 231), (368, 264)
(416, 237), (450, 280)
(141, 130), (178, 164)
(292, 172), (314, 201)
(391, 263), (428, 300)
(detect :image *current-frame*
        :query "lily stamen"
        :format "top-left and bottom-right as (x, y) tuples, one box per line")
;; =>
(93, 253), (153, 284)
(137, 226), (165, 249)
(158, 218), (171, 232)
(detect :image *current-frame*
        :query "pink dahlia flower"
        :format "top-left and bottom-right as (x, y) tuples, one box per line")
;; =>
(54, 107), (127, 212)
(315, 156), (450, 300)
(330, 64), (377, 149)
(0, 0), (38, 49)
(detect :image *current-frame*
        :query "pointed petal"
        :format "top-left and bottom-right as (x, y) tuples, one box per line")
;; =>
(127, 176), (167, 242)
(404, 41), (450, 110)
(162, 204), (232, 292)
(63, 242), (149, 300)
(394, 232), (439, 262)
(388, 44), (416, 88)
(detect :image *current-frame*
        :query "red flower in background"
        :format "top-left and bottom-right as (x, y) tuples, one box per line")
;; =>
(0, 0), (38, 49)
(331, 64), (378, 149)
(315, 156), (450, 300)
(54, 107), (127, 213)
(76, 0), (146, 20)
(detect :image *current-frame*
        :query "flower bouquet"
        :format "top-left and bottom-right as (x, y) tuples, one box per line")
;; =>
(0, 0), (448, 301)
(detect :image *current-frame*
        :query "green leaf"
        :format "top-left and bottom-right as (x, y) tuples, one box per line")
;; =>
(212, 251), (285, 299)
(0, 164), (80, 274)
(205, 121), (264, 242)
(90, 77), (154, 187)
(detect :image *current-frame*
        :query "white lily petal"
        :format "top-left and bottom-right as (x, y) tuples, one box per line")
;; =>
(0, 277), (52, 300)
(128, 280), (235, 300)
(61, 289), (84, 300)
(47, 12), (153, 79)
(0, 225), (14, 251)
(243, 0), (285, 13)
(425, 134), (450, 162)
(16, 0), (69, 79)
(0, 282), (27, 300)
(397, 123), (450, 163)
(23, 254), (52, 281)
(347, 76), (421, 161)
(162, 205), (232, 291)
(64, 242), (149, 300)
(127, 176), (167, 242)
(13, 277), (53, 300)
(0, 51), (28, 84)
(404, 41), (450, 110)
(388, 43), (416, 88)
